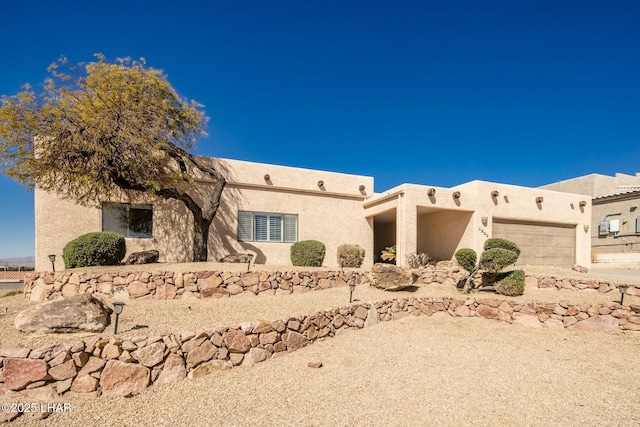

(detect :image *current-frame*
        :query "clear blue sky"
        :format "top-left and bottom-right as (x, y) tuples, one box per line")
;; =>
(1, 0), (639, 258)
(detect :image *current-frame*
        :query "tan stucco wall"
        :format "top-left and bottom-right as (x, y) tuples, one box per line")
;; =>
(35, 156), (592, 271)
(417, 210), (474, 261)
(35, 158), (374, 271)
(364, 181), (591, 268)
(541, 172), (640, 197)
(35, 190), (194, 271)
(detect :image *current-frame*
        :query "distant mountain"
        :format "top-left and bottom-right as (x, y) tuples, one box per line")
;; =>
(0, 256), (35, 268)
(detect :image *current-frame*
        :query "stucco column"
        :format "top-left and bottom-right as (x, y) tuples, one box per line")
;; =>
(396, 191), (417, 267)
(575, 222), (592, 267)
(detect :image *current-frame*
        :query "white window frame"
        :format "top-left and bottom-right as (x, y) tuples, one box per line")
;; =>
(238, 211), (298, 243)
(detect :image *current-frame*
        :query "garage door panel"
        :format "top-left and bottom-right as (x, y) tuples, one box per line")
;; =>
(492, 220), (575, 267)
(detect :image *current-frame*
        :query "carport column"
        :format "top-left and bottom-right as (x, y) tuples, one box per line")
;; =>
(395, 190), (417, 267)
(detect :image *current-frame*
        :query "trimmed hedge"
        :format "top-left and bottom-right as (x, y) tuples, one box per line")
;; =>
(336, 244), (365, 268)
(495, 269), (526, 296)
(63, 232), (126, 268)
(483, 238), (521, 257)
(479, 247), (519, 272)
(455, 248), (477, 273)
(291, 240), (326, 267)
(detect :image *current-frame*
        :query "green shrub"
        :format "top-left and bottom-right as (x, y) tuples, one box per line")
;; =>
(495, 269), (525, 296)
(479, 247), (519, 272)
(406, 252), (431, 268)
(336, 244), (365, 268)
(290, 240), (326, 267)
(455, 248), (477, 273)
(483, 238), (521, 257)
(63, 232), (126, 268)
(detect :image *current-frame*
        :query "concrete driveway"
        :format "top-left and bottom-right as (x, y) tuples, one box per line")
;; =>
(588, 265), (640, 283)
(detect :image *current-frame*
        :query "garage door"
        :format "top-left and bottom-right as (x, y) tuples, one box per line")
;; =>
(492, 220), (575, 267)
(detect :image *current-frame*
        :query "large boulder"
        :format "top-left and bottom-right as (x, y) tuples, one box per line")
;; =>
(15, 293), (112, 334)
(125, 250), (159, 265)
(369, 263), (417, 291)
(219, 253), (253, 263)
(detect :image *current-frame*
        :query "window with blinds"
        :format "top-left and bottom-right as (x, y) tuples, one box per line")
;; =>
(238, 211), (298, 243)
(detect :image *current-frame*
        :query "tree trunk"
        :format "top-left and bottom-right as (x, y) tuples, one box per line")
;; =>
(462, 266), (480, 294)
(192, 215), (211, 262)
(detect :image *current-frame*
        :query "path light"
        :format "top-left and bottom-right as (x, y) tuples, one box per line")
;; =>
(112, 302), (125, 334)
(619, 285), (629, 306)
(341, 256), (346, 269)
(48, 254), (56, 272)
(349, 282), (356, 303)
(247, 254), (254, 272)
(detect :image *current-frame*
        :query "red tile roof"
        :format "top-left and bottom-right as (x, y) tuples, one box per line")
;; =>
(0, 271), (29, 281)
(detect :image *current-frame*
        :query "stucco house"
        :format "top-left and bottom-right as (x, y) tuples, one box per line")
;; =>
(541, 172), (640, 263)
(35, 157), (591, 271)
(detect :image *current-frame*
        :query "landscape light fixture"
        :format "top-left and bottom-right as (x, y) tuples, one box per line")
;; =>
(619, 285), (629, 306)
(349, 282), (356, 303)
(247, 254), (254, 272)
(112, 302), (125, 334)
(341, 256), (346, 269)
(48, 254), (56, 272)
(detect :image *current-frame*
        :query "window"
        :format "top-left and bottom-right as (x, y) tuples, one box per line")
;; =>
(238, 211), (297, 242)
(102, 203), (153, 238)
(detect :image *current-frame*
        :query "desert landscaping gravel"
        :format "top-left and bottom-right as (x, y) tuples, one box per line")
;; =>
(1, 264), (640, 426)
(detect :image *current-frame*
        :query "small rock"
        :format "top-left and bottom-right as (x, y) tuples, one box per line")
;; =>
(572, 264), (588, 273)
(307, 358), (323, 368)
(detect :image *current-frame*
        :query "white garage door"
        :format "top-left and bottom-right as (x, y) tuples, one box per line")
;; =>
(492, 220), (576, 267)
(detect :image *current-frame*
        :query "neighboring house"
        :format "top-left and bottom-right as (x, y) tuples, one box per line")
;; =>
(541, 173), (640, 263)
(35, 157), (591, 271)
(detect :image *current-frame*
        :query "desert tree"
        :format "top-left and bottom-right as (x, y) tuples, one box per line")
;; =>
(0, 54), (225, 261)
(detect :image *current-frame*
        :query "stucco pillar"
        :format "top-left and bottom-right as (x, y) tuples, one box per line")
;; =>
(395, 191), (417, 267)
(575, 222), (592, 267)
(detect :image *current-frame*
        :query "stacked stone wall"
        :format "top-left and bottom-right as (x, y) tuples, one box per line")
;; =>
(1, 296), (639, 408)
(22, 270), (370, 302)
(22, 266), (640, 302)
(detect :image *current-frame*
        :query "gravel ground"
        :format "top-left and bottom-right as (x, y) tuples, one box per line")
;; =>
(5, 316), (640, 426)
(2, 267), (640, 426)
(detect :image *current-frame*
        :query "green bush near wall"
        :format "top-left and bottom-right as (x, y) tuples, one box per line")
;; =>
(479, 247), (520, 272)
(495, 269), (526, 296)
(483, 238), (521, 257)
(455, 248), (477, 273)
(63, 232), (127, 268)
(291, 240), (326, 267)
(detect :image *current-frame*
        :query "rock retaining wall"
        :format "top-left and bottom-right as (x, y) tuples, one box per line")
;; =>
(1, 296), (639, 406)
(23, 266), (640, 302)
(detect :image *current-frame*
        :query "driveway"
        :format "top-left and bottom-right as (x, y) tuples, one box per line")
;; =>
(588, 267), (640, 283)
